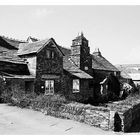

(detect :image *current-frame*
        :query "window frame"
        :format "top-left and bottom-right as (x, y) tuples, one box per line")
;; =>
(73, 79), (80, 93)
(45, 80), (54, 95)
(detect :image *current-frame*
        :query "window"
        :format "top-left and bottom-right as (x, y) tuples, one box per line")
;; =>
(51, 51), (55, 59)
(73, 79), (80, 93)
(46, 50), (55, 59)
(45, 80), (54, 95)
(46, 50), (51, 58)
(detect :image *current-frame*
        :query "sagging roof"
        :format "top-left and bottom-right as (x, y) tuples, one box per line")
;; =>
(91, 48), (119, 72)
(63, 56), (93, 79)
(1, 72), (35, 80)
(0, 35), (26, 49)
(0, 55), (26, 64)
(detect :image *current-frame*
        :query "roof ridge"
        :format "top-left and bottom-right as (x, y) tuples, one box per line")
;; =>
(0, 35), (26, 42)
(25, 38), (50, 45)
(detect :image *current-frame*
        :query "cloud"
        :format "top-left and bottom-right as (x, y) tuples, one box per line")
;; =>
(31, 8), (54, 18)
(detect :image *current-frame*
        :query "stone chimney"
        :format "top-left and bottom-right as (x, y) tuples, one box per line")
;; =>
(92, 48), (102, 56)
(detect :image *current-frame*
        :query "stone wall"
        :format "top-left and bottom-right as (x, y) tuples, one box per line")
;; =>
(107, 95), (140, 132)
(29, 94), (140, 132)
(30, 99), (110, 130)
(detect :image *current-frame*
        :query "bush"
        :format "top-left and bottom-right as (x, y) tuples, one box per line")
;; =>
(0, 79), (12, 103)
(10, 92), (37, 108)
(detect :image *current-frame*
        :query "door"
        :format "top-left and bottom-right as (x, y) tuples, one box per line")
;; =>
(45, 80), (54, 95)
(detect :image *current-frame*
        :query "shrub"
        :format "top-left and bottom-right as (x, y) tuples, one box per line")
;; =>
(0, 78), (12, 103)
(10, 92), (37, 108)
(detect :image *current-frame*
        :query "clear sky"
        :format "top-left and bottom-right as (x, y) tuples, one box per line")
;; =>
(0, 5), (140, 64)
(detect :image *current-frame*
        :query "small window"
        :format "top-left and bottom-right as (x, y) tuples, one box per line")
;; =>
(51, 51), (55, 59)
(46, 50), (51, 58)
(45, 80), (54, 95)
(73, 79), (80, 93)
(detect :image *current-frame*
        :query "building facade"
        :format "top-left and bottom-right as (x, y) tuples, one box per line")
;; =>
(0, 33), (121, 103)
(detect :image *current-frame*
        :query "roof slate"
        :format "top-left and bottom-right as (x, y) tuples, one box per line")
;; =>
(59, 46), (71, 56)
(0, 36), (26, 49)
(63, 56), (93, 79)
(91, 54), (119, 72)
(0, 55), (26, 64)
(17, 38), (51, 55)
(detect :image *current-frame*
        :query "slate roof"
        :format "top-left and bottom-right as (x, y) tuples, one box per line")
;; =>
(59, 46), (71, 56)
(18, 38), (65, 56)
(0, 59), (30, 76)
(91, 50), (119, 72)
(0, 35), (26, 49)
(63, 56), (93, 79)
(18, 38), (50, 55)
(0, 55), (26, 64)
(25, 36), (71, 56)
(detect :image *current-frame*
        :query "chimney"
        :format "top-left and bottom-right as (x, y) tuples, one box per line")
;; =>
(93, 48), (102, 56)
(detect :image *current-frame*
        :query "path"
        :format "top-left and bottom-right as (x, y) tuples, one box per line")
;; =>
(0, 104), (114, 135)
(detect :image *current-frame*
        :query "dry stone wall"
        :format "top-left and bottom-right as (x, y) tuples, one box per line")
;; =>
(107, 96), (140, 132)
(30, 101), (110, 130)
(29, 95), (140, 132)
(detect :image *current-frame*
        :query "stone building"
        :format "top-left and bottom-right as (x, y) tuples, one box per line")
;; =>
(0, 33), (120, 103)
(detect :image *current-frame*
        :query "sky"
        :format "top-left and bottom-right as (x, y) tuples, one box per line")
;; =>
(0, 5), (140, 64)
